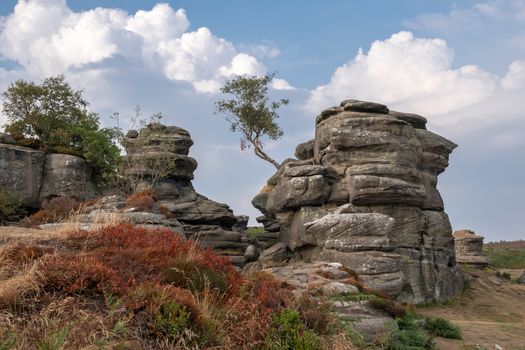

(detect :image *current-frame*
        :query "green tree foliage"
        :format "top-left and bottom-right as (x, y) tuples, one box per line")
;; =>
(215, 73), (288, 169)
(2, 75), (121, 184)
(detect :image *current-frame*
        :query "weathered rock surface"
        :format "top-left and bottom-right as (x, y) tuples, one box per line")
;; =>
(262, 261), (396, 342)
(454, 229), (490, 267)
(0, 142), (96, 207)
(252, 99), (463, 303)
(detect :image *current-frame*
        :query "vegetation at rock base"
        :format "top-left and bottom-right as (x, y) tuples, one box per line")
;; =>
(0, 188), (21, 219)
(0, 223), (356, 349)
(424, 317), (462, 339)
(215, 73), (288, 169)
(1, 75), (121, 184)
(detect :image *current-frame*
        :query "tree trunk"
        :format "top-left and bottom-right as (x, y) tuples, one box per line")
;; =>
(253, 144), (280, 169)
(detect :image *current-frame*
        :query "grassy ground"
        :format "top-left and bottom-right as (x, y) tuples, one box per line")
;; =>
(484, 240), (525, 269)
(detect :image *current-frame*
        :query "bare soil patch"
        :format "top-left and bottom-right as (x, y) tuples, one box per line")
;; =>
(417, 268), (525, 350)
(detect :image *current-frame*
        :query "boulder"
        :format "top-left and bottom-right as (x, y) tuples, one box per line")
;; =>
(294, 139), (315, 160)
(0, 144), (96, 207)
(39, 153), (97, 202)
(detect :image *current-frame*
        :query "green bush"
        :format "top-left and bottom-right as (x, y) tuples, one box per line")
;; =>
(160, 259), (228, 294)
(264, 309), (323, 350)
(0, 187), (22, 218)
(388, 329), (433, 350)
(2, 75), (121, 185)
(424, 317), (461, 339)
(155, 301), (191, 337)
(386, 313), (434, 350)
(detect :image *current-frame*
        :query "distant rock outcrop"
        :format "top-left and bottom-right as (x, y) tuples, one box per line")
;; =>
(79, 124), (253, 266)
(454, 229), (490, 267)
(251, 99), (464, 303)
(0, 133), (97, 207)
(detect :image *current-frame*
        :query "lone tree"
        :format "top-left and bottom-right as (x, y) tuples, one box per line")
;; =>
(215, 73), (288, 169)
(2, 75), (121, 184)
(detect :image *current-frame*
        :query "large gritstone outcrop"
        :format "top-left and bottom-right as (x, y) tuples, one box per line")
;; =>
(79, 123), (252, 266)
(252, 100), (464, 303)
(0, 133), (97, 208)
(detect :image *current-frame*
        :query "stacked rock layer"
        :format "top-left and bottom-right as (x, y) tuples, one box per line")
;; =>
(120, 124), (251, 266)
(252, 100), (464, 303)
(453, 229), (489, 267)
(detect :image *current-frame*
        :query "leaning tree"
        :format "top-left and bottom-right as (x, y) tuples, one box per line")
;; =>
(215, 73), (288, 169)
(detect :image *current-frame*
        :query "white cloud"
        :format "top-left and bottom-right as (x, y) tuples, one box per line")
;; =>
(0, 0), (287, 94)
(272, 78), (295, 90)
(501, 60), (525, 90)
(307, 31), (498, 116)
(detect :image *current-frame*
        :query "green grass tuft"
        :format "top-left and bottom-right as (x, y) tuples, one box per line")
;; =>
(424, 317), (461, 339)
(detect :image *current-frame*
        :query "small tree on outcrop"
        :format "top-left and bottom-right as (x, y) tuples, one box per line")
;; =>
(215, 73), (288, 169)
(1, 75), (121, 184)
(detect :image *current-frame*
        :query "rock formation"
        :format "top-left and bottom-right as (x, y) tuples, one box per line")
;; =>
(0, 133), (96, 207)
(252, 99), (464, 303)
(80, 124), (253, 266)
(453, 229), (490, 267)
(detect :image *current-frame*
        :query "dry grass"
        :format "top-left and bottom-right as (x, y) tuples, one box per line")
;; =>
(0, 224), (356, 349)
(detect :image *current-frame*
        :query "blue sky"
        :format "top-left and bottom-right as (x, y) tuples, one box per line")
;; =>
(0, 0), (524, 241)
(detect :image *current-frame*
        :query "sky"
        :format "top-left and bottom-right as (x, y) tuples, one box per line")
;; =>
(0, 0), (524, 242)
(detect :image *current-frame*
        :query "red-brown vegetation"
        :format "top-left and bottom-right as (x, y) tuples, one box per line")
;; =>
(0, 224), (351, 349)
(126, 188), (156, 210)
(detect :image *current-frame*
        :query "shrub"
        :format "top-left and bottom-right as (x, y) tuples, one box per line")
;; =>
(263, 309), (322, 350)
(160, 259), (228, 294)
(424, 317), (461, 339)
(158, 205), (176, 219)
(26, 197), (80, 225)
(0, 188), (21, 218)
(125, 188), (156, 211)
(386, 312), (434, 350)
(387, 329), (433, 350)
(155, 300), (192, 337)
(40, 255), (122, 296)
(0, 244), (54, 264)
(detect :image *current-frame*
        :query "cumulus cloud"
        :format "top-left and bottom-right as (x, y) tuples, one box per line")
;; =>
(307, 31), (498, 115)
(501, 60), (525, 90)
(0, 0), (291, 93)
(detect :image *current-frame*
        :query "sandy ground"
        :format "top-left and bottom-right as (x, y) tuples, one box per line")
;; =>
(417, 268), (525, 350)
